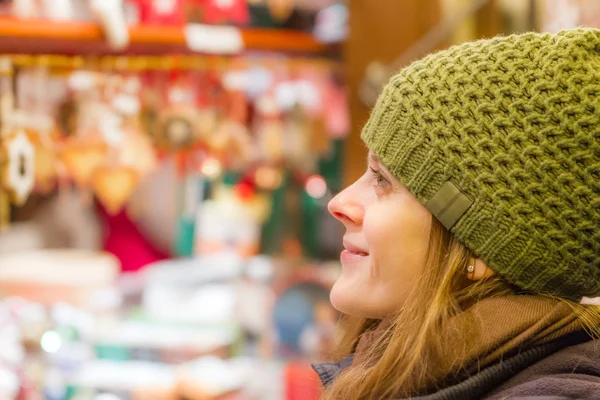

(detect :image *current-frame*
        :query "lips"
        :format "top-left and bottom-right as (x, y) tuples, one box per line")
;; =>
(343, 239), (369, 256)
(341, 239), (369, 263)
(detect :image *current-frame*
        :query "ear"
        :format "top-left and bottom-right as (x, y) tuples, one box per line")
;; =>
(467, 258), (496, 281)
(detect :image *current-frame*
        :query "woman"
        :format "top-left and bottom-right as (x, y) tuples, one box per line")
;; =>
(313, 28), (600, 399)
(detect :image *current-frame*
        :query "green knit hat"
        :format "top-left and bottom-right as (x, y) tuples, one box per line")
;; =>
(362, 28), (600, 300)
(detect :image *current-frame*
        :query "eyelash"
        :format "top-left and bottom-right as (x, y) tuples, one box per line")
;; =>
(369, 167), (390, 187)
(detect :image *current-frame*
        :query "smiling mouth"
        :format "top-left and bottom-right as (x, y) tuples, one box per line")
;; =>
(343, 240), (369, 256)
(340, 248), (369, 264)
(341, 240), (369, 263)
(345, 249), (368, 256)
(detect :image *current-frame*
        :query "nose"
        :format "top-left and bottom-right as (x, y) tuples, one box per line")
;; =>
(328, 184), (364, 226)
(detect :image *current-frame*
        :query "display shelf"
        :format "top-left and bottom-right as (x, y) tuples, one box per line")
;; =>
(0, 17), (329, 55)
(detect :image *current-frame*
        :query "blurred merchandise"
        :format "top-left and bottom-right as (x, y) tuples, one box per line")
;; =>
(0, 54), (346, 248)
(0, 251), (334, 399)
(0, 0), (346, 398)
(0, 250), (120, 308)
(0, 0), (349, 36)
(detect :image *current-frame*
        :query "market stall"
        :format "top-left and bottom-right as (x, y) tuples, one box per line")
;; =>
(0, 1), (348, 399)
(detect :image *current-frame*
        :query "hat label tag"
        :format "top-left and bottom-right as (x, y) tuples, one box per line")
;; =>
(426, 181), (473, 230)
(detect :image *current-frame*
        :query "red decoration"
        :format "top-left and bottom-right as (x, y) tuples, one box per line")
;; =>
(129, 0), (186, 25)
(203, 0), (249, 25)
(234, 180), (255, 201)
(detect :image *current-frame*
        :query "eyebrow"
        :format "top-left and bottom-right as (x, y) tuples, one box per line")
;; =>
(368, 153), (381, 163)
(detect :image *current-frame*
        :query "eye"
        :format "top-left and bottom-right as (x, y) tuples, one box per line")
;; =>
(369, 166), (390, 188)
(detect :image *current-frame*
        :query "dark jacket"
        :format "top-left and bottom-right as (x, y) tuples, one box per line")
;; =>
(313, 331), (600, 399)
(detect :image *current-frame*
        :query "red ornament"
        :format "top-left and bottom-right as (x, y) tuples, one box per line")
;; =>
(129, 0), (186, 25)
(204, 0), (249, 25)
(234, 181), (255, 201)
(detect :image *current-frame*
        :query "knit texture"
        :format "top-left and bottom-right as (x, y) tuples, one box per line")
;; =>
(362, 29), (600, 299)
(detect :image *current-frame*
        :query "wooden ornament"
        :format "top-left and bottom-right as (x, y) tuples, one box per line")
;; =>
(2, 130), (35, 206)
(26, 131), (57, 193)
(92, 166), (139, 215)
(56, 99), (79, 137)
(140, 106), (159, 139)
(155, 106), (201, 151)
(0, 189), (8, 230)
(61, 142), (107, 187)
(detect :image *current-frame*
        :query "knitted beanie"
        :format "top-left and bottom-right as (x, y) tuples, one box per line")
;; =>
(362, 28), (600, 300)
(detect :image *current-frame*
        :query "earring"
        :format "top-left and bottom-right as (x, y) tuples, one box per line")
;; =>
(467, 265), (475, 274)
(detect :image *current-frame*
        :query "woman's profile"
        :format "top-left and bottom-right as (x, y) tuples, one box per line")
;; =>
(314, 28), (600, 399)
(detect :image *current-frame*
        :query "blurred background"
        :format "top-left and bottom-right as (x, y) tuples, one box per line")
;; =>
(0, 0), (596, 399)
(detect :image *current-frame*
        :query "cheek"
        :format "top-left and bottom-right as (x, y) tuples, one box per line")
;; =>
(364, 202), (430, 260)
(363, 200), (432, 297)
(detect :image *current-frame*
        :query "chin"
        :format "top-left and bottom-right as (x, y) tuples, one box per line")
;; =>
(330, 276), (380, 318)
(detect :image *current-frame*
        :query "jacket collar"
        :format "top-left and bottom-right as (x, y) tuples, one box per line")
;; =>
(312, 331), (591, 399)
(312, 354), (354, 389)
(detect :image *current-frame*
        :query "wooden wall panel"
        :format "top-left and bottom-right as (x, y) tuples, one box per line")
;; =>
(344, 0), (442, 186)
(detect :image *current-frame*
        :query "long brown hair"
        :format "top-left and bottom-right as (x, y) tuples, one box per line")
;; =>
(322, 219), (600, 399)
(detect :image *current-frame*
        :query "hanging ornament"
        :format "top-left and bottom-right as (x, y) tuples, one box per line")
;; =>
(92, 165), (139, 215)
(234, 180), (255, 202)
(148, 72), (206, 151)
(130, 0), (186, 25)
(211, 82), (252, 167)
(26, 131), (57, 193)
(61, 142), (108, 187)
(204, 0), (249, 25)
(266, 0), (293, 22)
(154, 106), (202, 151)
(1, 130), (35, 206)
(57, 98), (79, 137)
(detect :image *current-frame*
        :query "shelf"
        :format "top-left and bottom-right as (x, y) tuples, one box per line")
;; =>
(0, 17), (329, 56)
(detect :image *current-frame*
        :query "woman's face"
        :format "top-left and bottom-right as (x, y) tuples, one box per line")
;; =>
(328, 152), (433, 318)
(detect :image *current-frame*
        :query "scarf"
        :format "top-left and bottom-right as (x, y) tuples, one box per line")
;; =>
(352, 295), (583, 382)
